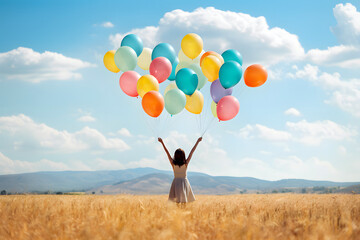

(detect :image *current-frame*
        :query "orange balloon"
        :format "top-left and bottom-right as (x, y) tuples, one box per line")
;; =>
(244, 64), (268, 87)
(200, 51), (224, 67)
(141, 91), (164, 118)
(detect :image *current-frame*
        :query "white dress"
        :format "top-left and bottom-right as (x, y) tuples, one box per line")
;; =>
(168, 164), (196, 203)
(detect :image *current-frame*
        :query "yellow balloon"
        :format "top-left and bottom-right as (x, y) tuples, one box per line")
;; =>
(137, 47), (152, 70)
(185, 90), (204, 114)
(137, 75), (159, 98)
(201, 55), (221, 82)
(164, 82), (177, 95)
(211, 101), (217, 118)
(103, 50), (120, 73)
(181, 33), (203, 60)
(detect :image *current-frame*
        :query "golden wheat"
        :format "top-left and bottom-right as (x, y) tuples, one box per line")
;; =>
(1, 194), (359, 240)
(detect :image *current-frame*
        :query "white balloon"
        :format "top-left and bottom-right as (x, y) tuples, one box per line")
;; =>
(164, 82), (178, 95)
(178, 49), (204, 65)
(137, 47), (152, 70)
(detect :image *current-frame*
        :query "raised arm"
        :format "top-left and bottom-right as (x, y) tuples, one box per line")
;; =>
(158, 138), (174, 168)
(186, 137), (202, 166)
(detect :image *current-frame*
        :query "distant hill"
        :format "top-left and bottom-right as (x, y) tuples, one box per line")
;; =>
(0, 168), (359, 194)
(0, 168), (168, 192)
(89, 173), (360, 195)
(335, 184), (360, 194)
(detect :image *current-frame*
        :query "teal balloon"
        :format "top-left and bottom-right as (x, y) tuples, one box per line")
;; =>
(175, 68), (198, 95)
(121, 34), (143, 57)
(219, 61), (243, 89)
(114, 46), (137, 72)
(168, 57), (179, 81)
(188, 63), (207, 90)
(152, 43), (176, 64)
(222, 49), (243, 66)
(164, 89), (186, 115)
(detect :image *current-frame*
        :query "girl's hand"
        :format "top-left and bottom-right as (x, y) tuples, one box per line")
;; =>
(158, 137), (163, 143)
(198, 137), (203, 142)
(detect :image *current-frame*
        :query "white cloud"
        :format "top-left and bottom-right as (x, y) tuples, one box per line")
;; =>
(307, 45), (360, 69)
(101, 22), (114, 28)
(234, 119), (355, 146)
(77, 115), (96, 122)
(118, 128), (132, 137)
(291, 64), (360, 117)
(236, 124), (292, 141)
(338, 145), (347, 155)
(133, 128), (353, 179)
(0, 47), (94, 83)
(0, 114), (130, 152)
(286, 120), (355, 145)
(220, 155), (338, 181)
(93, 158), (124, 170)
(284, 108), (301, 117)
(128, 131), (234, 175)
(306, 3), (360, 69)
(272, 156), (337, 180)
(77, 109), (96, 122)
(109, 7), (304, 66)
(0, 151), (69, 175)
(109, 26), (158, 49)
(331, 3), (360, 45)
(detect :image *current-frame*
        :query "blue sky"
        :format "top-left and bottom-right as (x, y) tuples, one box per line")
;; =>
(0, 0), (359, 181)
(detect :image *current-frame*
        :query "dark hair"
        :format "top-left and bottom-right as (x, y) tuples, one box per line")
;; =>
(173, 148), (186, 166)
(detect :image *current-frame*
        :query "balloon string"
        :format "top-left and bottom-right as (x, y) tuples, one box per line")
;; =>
(139, 103), (157, 137)
(201, 117), (215, 137)
(194, 114), (199, 133)
(134, 97), (155, 137)
(202, 88), (212, 134)
(197, 114), (201, 134)
(158, 113), (164, 137)
(160, 112), (170, 137)
(236, 80), (248, 99)
(155, 116), (159, 138)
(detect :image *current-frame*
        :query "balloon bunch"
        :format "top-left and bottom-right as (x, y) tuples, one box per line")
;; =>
(104, 33), (267, 121)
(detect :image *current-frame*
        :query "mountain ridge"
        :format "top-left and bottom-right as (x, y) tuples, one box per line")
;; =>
(0, 167), (358, 194)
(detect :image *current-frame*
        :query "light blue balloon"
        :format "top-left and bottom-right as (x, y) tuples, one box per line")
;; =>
(219, 61), (243, 89)
(175, 68), (198, 95)
(121, 34), (143, 57)
(164, 89), (186, 115)
(188, 64), (207, 90)
(168, 57), (179, 81)
(152, 43), (176, 64)
(222, 49), (243, 66)
(114, 46), (138, 72)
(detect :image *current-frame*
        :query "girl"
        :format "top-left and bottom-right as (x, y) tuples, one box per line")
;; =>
(158, 137), (202, 203)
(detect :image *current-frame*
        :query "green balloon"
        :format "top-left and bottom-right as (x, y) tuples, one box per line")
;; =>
(188, 63), (207, 90)
(164, 89), (186, 115)
(114, 46), (137, 72)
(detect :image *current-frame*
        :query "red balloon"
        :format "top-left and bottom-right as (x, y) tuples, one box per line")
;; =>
(119, 71), (140, 97)
(142, 91), (164, 118)
(149, 57), (172, 83)
(217, 96), (240, 121)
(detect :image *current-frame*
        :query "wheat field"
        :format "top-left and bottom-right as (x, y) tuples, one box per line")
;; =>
(1, 194), (360, 240)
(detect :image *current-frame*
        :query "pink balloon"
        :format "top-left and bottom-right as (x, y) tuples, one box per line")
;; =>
(149, 57), (172, 83)
(217, 96), (240, 121)
(119, 71), (141, 97)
